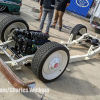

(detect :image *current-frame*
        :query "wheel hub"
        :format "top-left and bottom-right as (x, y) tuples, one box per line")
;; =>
(49, 58), (60, 71)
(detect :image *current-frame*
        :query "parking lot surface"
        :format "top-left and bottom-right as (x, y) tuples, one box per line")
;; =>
(0, 0), (100, 100)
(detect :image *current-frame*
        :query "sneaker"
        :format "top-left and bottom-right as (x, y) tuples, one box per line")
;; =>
(35, 19), (40, 21)
(59, 27), (62, 31)
(37, 29), (42, 33)
(45, 33), (49, 35)
(50, 25), (55, 28)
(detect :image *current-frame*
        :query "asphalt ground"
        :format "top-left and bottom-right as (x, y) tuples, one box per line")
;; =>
(0, 0), (100, 100)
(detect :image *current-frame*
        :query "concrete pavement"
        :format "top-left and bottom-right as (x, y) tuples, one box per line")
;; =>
(0, 0), (100, 100)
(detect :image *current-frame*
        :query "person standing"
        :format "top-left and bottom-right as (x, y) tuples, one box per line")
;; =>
(51, 0), (70, 31)
(39, 0), (43, 20)
(39, 0), (55, 35)
(35, 0), (43, 21)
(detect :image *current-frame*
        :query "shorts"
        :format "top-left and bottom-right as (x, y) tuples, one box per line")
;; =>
(39, 5), (43, 12)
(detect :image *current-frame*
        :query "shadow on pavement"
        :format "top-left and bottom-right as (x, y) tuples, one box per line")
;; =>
(21, 92), (42, 100)
(46, 73), (100, 96)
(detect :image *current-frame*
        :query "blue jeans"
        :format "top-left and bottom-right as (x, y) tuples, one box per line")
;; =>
(39, 8), (54, 33)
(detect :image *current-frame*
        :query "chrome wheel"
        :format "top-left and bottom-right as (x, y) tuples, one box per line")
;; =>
(0, 5), (6, 11)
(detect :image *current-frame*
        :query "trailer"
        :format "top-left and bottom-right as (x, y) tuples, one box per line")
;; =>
(90, 0), (100, 29)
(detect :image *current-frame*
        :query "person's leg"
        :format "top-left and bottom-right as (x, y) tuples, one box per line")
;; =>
(52, 10), (59, 28)
(39, 11), (42, 20)
(46, 9), (54, 33)
(58, 11), (64, 31)
(39, 10), (48, 31)
(39, 6), (43, 20)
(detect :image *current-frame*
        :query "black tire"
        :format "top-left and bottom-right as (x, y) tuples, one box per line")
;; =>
(0, 5), (6, 11)
(0, 16), (29, 42)
(71, 24), (87, 40)
(31, 42), (70, 83)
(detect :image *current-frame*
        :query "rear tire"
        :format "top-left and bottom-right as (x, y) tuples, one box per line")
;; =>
(0, 16), (29, 42)
(31, 42), (70, 83)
